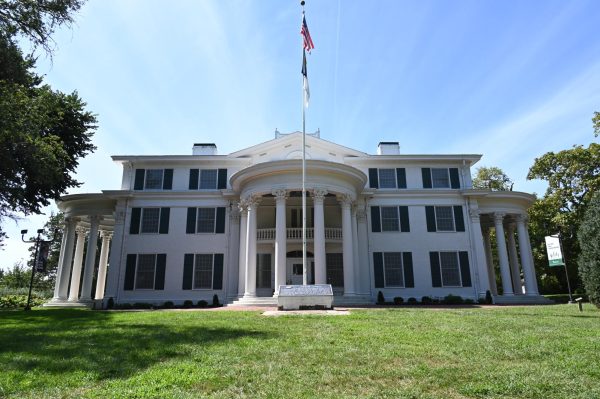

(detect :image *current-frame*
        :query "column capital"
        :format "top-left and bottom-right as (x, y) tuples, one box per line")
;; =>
(357, 208), (366, 221)
(505, 222), (516, 233)
(100, 230), (113, 240)
(515, 213), (529, 225)
(230, 201), (240, 222)
(272, 189), (288, 201)
(337, 194), (354, 208)
(469, 209), (481, 221)
(312, 188), (328, 202)
(493, 212), (506, 223)
(89, 215), (103, 224)
(75, 226), (88, 236)
(63, 216), (80, 227)
(242, 194), (262, 208)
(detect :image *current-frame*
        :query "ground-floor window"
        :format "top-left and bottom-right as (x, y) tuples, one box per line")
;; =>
(182, 253), (224, 290)
(429, 251), (471, 288)
(439, 252), (461, 286)
(383, 252), (404, 287)
(326, 253), (344, 287)
(373, 252), (414, 288)
(124, 253), (166, 291)
(194, 254), (214, 289)
(256, 253), (272, 288)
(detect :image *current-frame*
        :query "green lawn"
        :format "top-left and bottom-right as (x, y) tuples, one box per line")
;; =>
(0, 305), (599, 399)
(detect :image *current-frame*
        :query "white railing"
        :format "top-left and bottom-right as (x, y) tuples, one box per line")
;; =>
(256, 227), (342, 241)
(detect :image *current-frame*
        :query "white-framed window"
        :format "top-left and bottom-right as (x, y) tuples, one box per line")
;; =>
(135, 254), (157, 289)
(381, 206), (400, 232)
(144, 169), (164, 189)
(383, 252), (404, 287)
(193, 254), (214, 289)
(378, 168), (397, 189)
(199, 169), (218, 189)
(431, 168), (450, 188)
(196, 208), (216, 233)
(434, 206), (455, 231)
(140, 208), (160, 233)
(439, 251), (461, 287)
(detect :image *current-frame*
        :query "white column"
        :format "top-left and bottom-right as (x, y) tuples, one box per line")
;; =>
(68, 226), (88, 301)
(312, 188), (327, 285)
(80, 216), (102, 302)
(516, 214), (539, 295)
(469, 209), (491, 296)
(94, 231), (112, 300)
(356, 206), (370, 295)
(273, 190), (288, 294)
(506, 222), (522, 294)
(52, 217), (78, 301)
(351, 204), (360, 291)
(244, 196), (260, 298)
(482, 226), (497, 295)
(103, 201), (126, 302)
(493, 213), (513, 295)
(227, 202), (241, 300)
(237, 201), (248, 297)
(340, 195), (356, 296)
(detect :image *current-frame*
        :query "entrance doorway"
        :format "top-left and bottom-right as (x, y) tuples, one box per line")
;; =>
(286, 258), (314, 285)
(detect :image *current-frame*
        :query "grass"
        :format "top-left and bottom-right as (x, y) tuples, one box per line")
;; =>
(0, 305), (599, 398)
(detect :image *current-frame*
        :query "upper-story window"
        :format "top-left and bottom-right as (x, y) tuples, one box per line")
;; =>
(189, 168), (227, 190)
(134, 169), (173, 190)
(421, 167), (460, 189)
(425, 206), (465, 232)
(186, 207), (226, 234)
(129, 207), (170, 234)
(370, 206), (410, 232)
(368, 168), (407, 189)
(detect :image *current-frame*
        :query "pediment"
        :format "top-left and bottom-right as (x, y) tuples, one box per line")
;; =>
(228, 132), (367, 164)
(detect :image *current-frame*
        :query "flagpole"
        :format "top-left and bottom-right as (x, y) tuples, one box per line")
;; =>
(301, 2), (307, 286)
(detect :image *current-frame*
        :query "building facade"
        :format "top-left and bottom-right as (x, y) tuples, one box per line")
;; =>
(47, 131), (548, 307)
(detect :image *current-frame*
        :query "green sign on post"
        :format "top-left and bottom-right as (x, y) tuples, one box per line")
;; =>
(545, 235), (564, 267)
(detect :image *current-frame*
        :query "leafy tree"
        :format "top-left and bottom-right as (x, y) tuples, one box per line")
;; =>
(472, 166), (513, 191)
(578, 192), (600, 307)
(0, 261), (31, 288)
(593, 111), (599, 137)
(578, 191), (600, 307)
(0, 0), (96, 245)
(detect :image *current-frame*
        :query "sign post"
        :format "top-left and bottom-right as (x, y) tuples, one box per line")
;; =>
(545, 234), (573, 303)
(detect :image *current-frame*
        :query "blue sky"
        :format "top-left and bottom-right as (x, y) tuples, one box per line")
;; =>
(2, 0), (599, 269)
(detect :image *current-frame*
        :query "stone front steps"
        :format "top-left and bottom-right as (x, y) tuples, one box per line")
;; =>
(493, 295), (554, 305)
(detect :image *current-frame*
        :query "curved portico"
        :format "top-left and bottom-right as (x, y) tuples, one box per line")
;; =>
(47, 194), (116, 307)
(230, 160), (367, 301)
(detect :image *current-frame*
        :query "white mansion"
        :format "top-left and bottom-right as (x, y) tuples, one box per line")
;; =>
(48, 131), (548, 307)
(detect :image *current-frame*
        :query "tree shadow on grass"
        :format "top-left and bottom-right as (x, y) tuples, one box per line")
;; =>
(0, 309), (272, 382)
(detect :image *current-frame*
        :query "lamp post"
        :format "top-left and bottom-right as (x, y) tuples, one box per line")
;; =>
(20, 228), (58, 311)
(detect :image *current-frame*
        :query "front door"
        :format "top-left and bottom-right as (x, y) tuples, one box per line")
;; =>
(287, 258), (314, 285)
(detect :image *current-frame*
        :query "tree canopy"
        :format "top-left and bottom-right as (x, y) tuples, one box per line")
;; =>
(578, 191), (600, 306)
(593, 111), (599, 137)
(472, 166), (513, 191)
(0, 0), (95, 243)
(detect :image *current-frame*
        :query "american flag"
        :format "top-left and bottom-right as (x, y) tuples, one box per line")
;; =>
(301, 15), (314, 52)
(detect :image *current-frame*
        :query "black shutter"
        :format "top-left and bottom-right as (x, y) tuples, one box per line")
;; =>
(215, 207), (226, 233)
(368, 168), (379, 189)
(189, 169), (199, 190)
(130, 208), (141, 234)
(459, 251), (472, 287)
(399, 206), (410, 232)
(450, 168), (460, 189)
(182, 254), (194, 290)
(186, 208), (197, 234)
(154, 254), (166, 290)
(396, 168), (407, 189)
(371, 206), (381, 232)
(159, 208), (170, 234)
(403, 252), (414, 288)
(134, 169), (145, 190)
(373, 252), (384, 288)
(430, 251), (442, 287)
(453, 205), (465, 232)
(124, 254), (137, 290)
(425, 206), (437, 232)
(422, 168), (432, 188)
(213, 253), (224, 290)
(217, 169), (227, 189)
(162, 169), (173, 190)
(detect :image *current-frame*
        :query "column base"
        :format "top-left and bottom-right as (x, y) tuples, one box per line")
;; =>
(43, 300), (91, 308)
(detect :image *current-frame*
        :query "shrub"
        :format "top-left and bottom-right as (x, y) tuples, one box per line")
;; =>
(432, 297), (441, 304)
(393, 297), (404, 305)
(107, 297), (114, 309)
(407, 297), (417, 305)
(578, 191), (600, 307)
(0, 294), (44, 309)
(212, 294), (220, 307)
(162, 301), (174, 309)
(485, 290), (493, 304)
(183, 300), (194, 308)
(377, 291), (385, 305)
(464, 298), (475, 305)
(442, 294), (463, 305)
(117, 303), (133, 310)
(421, 296), (433, 304)
(133, 302), (153, 309)
(197, 300), (208, 308)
